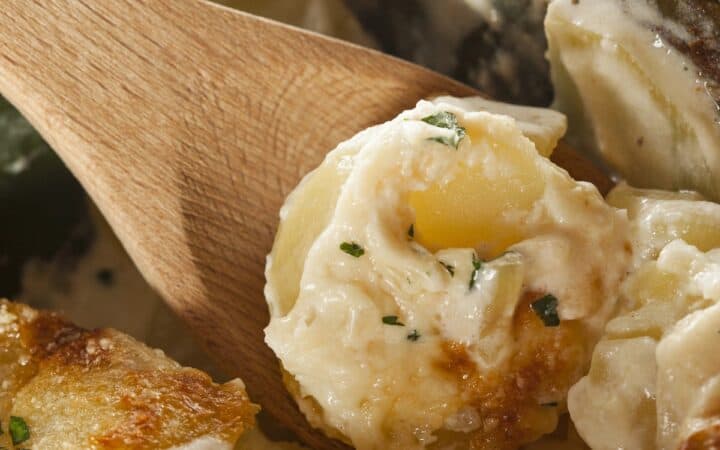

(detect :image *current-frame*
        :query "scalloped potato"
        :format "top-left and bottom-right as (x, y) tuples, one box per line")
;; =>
(547, 0), (720, 200)
(264, 98), (630, 449)
(569, 185), (720, 450)
(0, 300), (257, 449)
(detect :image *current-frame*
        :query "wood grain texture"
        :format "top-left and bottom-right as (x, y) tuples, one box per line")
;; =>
(0, 1), (610, 448)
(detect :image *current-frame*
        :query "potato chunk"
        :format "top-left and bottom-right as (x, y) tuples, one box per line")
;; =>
(608, 182), (720, 267)
(409, 135), (544, 257)
(265, 98), (629, 449)
(570, 186), (720, 450)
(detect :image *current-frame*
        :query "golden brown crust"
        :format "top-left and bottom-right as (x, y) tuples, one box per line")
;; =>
(280, 289), (591, 449)
(93, 370), (254, 449)
(0, 299), (257, 449)
(436, 291), (589, 450)
(679, 423), (720, 450)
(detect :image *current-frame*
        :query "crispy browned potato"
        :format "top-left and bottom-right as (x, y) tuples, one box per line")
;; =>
(0, 299), (257, 449)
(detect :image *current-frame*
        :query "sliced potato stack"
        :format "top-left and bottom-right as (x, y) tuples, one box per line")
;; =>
(570, 185), (720, 450)
(547, 0), (720, 200)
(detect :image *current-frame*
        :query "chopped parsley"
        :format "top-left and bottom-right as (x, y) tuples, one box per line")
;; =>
(9, 416), (29, 445)
(468, 254), (483, 290)
(439, 261), (455, 277)
(530, 294), (561, 327)
(408, 224), (415, 239)
(340, 241), (364, 257)
(382, 315), (405, 326)
(422, 111), (466, 149)
(407, 329), (421, 341)
(422, 111), (462, 130)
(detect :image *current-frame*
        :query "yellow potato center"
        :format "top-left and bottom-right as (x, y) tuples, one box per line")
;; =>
(409, 136), (545, 258)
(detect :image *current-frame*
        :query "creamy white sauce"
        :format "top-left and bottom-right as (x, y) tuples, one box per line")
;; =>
(433, 96), (567, 156)
(569, 206), (720, 450)
(170, 436), (233, 450)
(547, 0), (720, 199)
(265, 98), (629, 449)
(607, 182), (720, 271)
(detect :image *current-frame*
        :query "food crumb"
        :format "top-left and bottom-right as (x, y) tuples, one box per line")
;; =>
(96, 268), (114, 286)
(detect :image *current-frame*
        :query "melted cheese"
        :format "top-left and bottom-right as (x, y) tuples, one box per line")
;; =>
(607, 182), (720, 269)
(265, 98), (630, 449)
(431, 96), (567, 157)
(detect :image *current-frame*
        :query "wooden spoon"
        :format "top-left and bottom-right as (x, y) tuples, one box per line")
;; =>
(0, 1), (610, 448)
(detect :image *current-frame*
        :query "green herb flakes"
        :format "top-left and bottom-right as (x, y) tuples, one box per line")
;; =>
(382, 315), (405, 326)
(468, 254), (483, 290)
(9, 416), (29, 445)
(422, 111), (461, 130)
(531, 294), (560, 327)
(407, 329), (421, 341)
(439, 261), (455, 277)
(340, 241), (364, 258)
(422, 111), (466, 149)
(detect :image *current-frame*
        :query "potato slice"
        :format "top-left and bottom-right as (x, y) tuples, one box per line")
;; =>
(409, 129), (544, 257)
(570, 221), (720, 449)
(608, 182), (720, 266)
(0, 300), (257, 449)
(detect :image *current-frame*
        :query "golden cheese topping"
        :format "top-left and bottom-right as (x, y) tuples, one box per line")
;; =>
(264, 98), (630, 449)
(0, 300), (257, 449)
(569, 185), (720, 450)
